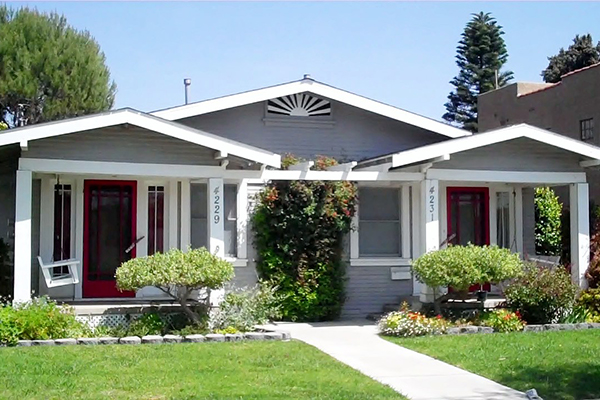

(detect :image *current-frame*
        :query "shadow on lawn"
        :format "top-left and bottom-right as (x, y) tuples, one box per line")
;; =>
(497, 362), (600, 400)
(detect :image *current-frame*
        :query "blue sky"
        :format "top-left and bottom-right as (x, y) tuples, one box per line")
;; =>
(13, 2), (600, 121)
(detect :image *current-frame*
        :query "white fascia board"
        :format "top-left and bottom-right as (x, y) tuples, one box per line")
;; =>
(152, 79), (470, 139)
(426, 168), (587, 184)
(391, 124), (600, 168)
(0, 109), (281, 168)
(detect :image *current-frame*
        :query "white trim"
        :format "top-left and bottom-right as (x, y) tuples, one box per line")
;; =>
(570, 183), (590, 288)
(349, 258), (411, 267)
(401, 186), (411, 258)
(225, 258), (248, 268)
(38, 178), (54, 292)
(0, 109), (281, 168)
(236, 180), (248, 260)
(19, 158), (424, 182)
(151, 79), (469, 139)
(410, 184), (421, 296)
(14, 170), (32, 303)
(326, 161), (357, 172)
(208, 178), (225, 258)
(168, 180), (178, 249)
(136, 181), (148, 260)
(426, 169), (586, 184)
(389, 124), (600, 168)
(180, 180), (191, 251)
(350, 202), (359, 259)
(515, 187), (524, 255)
(74, 178), (84, 299)
(288, 161), (314, 171)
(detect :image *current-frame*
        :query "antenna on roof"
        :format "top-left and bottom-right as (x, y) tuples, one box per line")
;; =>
(183, 78), (191, 105)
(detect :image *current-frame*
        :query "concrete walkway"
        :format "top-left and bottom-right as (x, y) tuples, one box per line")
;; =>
(274, 320), (526, 400)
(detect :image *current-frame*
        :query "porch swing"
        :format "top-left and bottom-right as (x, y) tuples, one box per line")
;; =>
(37, 175), (80, 288)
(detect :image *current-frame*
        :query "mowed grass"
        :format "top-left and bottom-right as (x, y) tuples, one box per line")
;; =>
(0, 340), (405, 400)
(385, 330), (600, 400)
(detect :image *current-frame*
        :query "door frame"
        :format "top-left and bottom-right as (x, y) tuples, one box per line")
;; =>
(83, 179), (137, 298)
(446, 186), (490, 246)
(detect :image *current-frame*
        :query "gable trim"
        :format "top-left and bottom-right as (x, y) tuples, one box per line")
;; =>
(151, 78), (470, 139)
(386, 124), (600, 168)
(0, 109), (281, 168)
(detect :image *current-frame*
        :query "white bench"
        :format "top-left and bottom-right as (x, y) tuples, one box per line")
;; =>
(37, 256), (80, 288)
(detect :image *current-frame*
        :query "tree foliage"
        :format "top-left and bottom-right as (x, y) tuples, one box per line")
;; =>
(542, 34), (600, 83)
(443, 12), (513, 133)
(116, 248), (234, 324)
(534, 187), (563, 256)
(0, 6), (116, 127)
(252, 155), (357, 321)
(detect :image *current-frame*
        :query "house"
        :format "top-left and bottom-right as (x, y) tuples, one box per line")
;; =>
(0, 75), (597, 318)
(478, 62), (600, 202)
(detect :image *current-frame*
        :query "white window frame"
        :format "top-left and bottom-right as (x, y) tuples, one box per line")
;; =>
(350, 184), (411, 266)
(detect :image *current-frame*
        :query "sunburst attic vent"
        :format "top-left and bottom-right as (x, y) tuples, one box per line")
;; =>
(267, 94), (331, 117)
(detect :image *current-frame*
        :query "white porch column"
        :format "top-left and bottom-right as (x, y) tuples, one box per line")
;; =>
(420, 179), (439, 303)
(208, 178), (225, 305)
(411, 184), (421, 296)
(570, 183), (590, 288)
(14, 170), (32, 303)
(180, 180), (191, 250)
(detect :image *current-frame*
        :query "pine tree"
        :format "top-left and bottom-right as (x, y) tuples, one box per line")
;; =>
(0, 6), (116, 127)
(443, 12), (513, 133)
(542, 34), (600, 83)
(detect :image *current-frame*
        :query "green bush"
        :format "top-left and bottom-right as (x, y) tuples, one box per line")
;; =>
(252, 155), (357, 321)
(412, 244), (523, 294)
(116, 247), (234, 324)
(478, 309), (525, 332)
(505, 264), (577, 324)
(212, 282), (283, 332)
(126, 312), (165, 337)
(0, 297), (87, 345)
(577, 288), (600, 322)
(534, 187), (563, 256)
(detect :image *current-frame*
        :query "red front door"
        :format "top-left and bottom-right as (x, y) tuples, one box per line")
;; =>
(83, 180), (137, 298)
(447, 187), (491, 292)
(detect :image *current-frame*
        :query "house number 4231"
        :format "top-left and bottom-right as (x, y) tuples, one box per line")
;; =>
(213, 186), (221, 224)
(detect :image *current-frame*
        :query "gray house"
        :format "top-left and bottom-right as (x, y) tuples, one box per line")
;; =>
(0, 76), (597, 318)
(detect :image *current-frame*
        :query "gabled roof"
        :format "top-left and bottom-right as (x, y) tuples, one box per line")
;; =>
(363, 124), (600, 168)
(0, 108), (281, 167)
(151, 77), (471, 139)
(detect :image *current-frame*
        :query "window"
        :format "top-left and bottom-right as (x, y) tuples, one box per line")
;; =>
(224, 184), (237, 257)
(496, 192), (511, 249)
(191, 183), (208, 249)
(148, 186), (165, 255)
(53, 184), (71, 276)
(191, 183), (238, 257)
(358, 187), (401, 257)
(581, 118), (594, 141)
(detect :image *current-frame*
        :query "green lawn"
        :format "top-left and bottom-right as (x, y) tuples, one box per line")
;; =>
(385, 330), (600, 400)
(0, 340), (405, 400)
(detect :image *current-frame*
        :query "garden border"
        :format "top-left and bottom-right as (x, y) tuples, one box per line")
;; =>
(446, 322), (600, 335)
(11, 327), (292, 347)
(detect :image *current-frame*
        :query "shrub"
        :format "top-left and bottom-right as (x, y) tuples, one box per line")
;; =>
(505, 264), (577, 324)
(212, 282), (283, 332)
(534, 187), (562, 256)
(412, 244), (523, 297)
(0, 297), (87, 344)
(576, 288), (600, 322)
(559, 305), (593, 324)
(116, 247), (234, 324)
(126, 312), (165, 336)
(252, 155), (357, 321)
(478, 309), (525, 332)
(378, 305), (448, 337)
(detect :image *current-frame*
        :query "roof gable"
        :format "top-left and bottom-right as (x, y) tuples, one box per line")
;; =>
(151, 78), (471, 139)
(0, 108), (281, 168)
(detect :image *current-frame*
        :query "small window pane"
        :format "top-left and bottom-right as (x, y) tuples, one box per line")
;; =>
(580, 118), (594, 141)
(496, 192), (510, 249)
(359, 188), (399, 221)
(53, 184), (72, 276)
(224, 184), (237, 257)
(148, 186), (165, 255)
(359, 221), (401, 256)
(191, 183), (208, 249)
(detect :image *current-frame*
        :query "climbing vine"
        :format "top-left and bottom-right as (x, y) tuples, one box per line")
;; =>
(252, 155), (357, 321)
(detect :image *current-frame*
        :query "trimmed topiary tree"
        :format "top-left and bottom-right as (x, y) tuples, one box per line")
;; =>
(116, 247), (234, 324)
(412, 244), (523, 312)
(252, 155), (357, 321)
(534, 187), (562, 256)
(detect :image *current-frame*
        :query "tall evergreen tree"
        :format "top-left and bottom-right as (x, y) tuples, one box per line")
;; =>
(0, 6), (116, 127)
(443, 12), (512, 133)
(542, 34), (600, 83)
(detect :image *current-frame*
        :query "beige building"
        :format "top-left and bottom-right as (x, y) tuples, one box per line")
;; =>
(478, 63), (600, 201)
